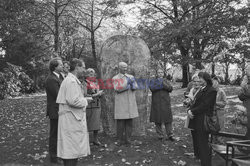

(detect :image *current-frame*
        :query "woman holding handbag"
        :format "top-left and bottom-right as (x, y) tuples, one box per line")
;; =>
(187, 72), (217, 166)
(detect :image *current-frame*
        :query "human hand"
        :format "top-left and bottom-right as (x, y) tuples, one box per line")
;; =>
(86, 97), (93, 103)
(187, 110), (194, 119)
(98, 90), (104, 96)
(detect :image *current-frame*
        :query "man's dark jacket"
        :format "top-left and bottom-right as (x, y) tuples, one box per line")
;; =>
(45, 73), (63, 119)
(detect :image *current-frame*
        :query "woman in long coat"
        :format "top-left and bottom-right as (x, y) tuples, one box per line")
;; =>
(85, 68), (104, 146)
(184, 74), (201, 159)
(150, 69), (174, 141)
(187, 72), (217, 166)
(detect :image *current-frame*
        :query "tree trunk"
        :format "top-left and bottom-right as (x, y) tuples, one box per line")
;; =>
(241, 58), (246, 78)
(193, 38), (202, 69)
(177, 37), (189, 88)
(54, 0), (59, 54)
(212, 62), (215, 75)
(225, 63), (230, 84)
(91, 30), (100, 75)
(182, 63), (189, 88)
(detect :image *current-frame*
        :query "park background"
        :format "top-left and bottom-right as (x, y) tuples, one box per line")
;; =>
(0, 0), (250, 165)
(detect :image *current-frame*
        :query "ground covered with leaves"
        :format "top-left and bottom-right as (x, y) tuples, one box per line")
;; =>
(0, 85), (247, 166)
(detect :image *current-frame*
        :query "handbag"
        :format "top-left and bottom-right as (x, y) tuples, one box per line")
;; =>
(184, 115), (190, 128)
(204, 110), (220, 134)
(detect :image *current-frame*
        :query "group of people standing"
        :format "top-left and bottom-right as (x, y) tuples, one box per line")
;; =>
(45, 59), (154, 166)
(185, 68), (250, 166)
(45, 58), (104, 166)
(44, 56), (249, 166)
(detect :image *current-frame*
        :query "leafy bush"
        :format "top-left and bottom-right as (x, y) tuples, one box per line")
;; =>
(0, 63), (34, 99)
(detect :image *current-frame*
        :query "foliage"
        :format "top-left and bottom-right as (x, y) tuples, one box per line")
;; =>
(131, 0), (249, 86)
(0, 63), (34, 99)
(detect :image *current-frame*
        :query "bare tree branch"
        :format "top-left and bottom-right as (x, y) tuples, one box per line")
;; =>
(58, 0), (73, 17)
(94, 16), (104, 32)
(145, 0), (175, 22)
(179, 0), (207, 21)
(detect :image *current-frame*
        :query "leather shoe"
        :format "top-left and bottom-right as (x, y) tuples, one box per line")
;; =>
(168, 136), (175, 142)
(93, 140), (102, 146)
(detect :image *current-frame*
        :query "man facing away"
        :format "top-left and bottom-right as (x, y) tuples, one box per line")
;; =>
(112, 62), (139, 145)
(56, 58), (91, 166)
(45, 57), (64, 163)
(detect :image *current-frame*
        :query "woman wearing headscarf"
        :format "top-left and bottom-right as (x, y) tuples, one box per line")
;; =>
(212, 75), (227, 143)
(85, 68), (104, 146)
(187, 72), (217, 166)
(183, 74), (201, 159)
(150, 69), (174, 141)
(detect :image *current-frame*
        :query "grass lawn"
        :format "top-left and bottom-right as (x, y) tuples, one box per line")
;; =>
(0, 85), (247, 166)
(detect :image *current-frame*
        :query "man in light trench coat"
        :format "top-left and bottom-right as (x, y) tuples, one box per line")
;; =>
(56, 58), (91, 166)
(112, 62), (139, 145)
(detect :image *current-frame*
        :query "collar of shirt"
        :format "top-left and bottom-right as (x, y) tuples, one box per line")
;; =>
(118, 73), (128, 78)
(68, 73), (81, 84)
(53, 71), (60, 78)
(200, 86), (206, 91)
(60, 72), (66, 78)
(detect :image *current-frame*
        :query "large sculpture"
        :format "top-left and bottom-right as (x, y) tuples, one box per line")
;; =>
(99, 35), (151, 135)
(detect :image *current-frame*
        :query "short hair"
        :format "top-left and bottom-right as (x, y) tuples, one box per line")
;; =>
(63, 61), (70, 66)
(118, 62), (127, 68)
(191, 74), (199, 81)
(69, 58), (83, 72)
(198, 72), (213, 86)
(87, 68), (95, 73)
(211, 74), (221, 83)
(49, 57), (62, 72)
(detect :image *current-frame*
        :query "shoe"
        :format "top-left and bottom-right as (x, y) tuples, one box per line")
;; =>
(115, 140), (125, 146)
(168, 136), (175, 142)
(93, 141), (102, 146)
(158, 137), (164, 141)
(50, 157), (58, 163)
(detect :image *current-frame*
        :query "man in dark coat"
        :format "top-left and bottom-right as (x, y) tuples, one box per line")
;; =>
(45, 57), (64, 163)
(149, 69), (174, 141)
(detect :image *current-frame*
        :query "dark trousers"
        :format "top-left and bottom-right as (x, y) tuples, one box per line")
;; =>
(63, 159), (78, 166)
(49, 119), (58, 159)
(191, 130), (199, 158)
(117, 119), (133, 143)
(155, 122), (173, 139)
(195, 130), (211, 166)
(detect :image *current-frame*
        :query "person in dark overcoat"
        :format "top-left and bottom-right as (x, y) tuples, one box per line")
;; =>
(150, 69), (174, 141)
(187, 72), (217, 166)
(45, 57), (64, 163)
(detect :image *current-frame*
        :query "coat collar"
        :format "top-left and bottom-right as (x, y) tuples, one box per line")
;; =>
(53, 71), (60, 78)
(51, 72), (60, 81)
(68, 73), (81, 84)
(195, 85), (211, 99)
(117, 73), (129, 78)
